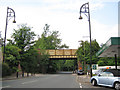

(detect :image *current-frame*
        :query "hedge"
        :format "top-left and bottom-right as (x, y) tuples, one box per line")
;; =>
(2, 63), (12, 77)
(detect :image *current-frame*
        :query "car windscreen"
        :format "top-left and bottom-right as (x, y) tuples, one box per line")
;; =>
(104, 69), (120, 77)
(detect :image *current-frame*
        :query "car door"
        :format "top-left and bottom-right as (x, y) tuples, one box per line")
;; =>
(107, 72), (115, 85)
(98, 72), (108, 85)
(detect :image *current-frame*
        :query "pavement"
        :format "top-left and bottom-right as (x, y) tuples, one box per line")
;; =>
(77, 74), (91, 83)
(1, 73), (43, 81)
(76, 74), (113, 89)
(76, 74), (98, 88)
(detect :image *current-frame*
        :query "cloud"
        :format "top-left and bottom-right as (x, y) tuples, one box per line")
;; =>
(0, 0), (118, 49)
(91, 19), (118, 44)
(43, 0), (105, 12)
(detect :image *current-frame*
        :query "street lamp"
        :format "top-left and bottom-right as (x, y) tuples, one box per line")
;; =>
(3, 7), (16, 63)
(79, 2), (92, 77)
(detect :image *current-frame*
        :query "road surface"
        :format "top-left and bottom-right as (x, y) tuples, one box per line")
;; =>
(1, 73), (114, 89)
(2, 74), (79, 88)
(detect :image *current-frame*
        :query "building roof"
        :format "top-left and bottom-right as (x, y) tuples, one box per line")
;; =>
(96, 37), (120, 57)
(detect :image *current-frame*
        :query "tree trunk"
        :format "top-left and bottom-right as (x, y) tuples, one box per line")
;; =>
(27, 73), (29, 77)
(22, 71), (24, 77)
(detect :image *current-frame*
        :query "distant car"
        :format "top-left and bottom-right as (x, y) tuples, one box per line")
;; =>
(90, 70), (120, 90)
(77, 70), (84, 75)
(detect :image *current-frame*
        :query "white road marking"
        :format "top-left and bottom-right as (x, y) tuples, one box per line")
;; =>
(79, 83), (83, 88)
(1, 85), (11, 88)
(21, 80), (38, 84)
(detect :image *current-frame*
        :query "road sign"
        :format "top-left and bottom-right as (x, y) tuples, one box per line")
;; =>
(92, 64), (98, 70)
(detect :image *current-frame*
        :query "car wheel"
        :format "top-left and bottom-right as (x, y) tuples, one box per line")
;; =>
(92, 79), (97, 86)
(114, 82), (120, 90)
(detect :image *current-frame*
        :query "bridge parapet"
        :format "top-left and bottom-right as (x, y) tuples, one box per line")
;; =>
(38, 49), (77, 59)
(46, 49), (77, 59)
(49, 55), (77, 59)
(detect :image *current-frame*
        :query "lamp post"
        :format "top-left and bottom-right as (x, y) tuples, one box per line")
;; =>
(3, 7), (16, 63)
(79, 2), (92, 77)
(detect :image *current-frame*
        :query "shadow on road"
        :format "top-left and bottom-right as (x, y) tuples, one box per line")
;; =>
(54, 71), (73, 74)
(56, 71), (74, 74)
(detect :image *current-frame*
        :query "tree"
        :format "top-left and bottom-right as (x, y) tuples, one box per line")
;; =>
(63, 60), (74, 71)
(77, 39), (100, 64)
(76, 39), (100, 73)
(22, 46), (38, 75)
(0, 32), (4, 47)
(59, 44), (69, 49)
(37, 49), (49, 73)
(3, 45), (21, 73)
(35, 24), (69, 49)
(55, 60), (65, 71)
(97, 57), (116, 66)
(35, 24), (69, 73)
(9, 24), (36, 76)
(11, 24), (36, 51)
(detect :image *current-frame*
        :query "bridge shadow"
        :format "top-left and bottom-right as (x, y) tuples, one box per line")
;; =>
(56, 71), (74, 74)
(48, 71), (74, 74)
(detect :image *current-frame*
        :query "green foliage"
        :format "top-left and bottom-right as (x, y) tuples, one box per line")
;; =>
(49, 60), (58, 73)
(4, 45), (21, 73)
(35, 24), (69, 49)
(2, 23), (70, 75)
(97, 57), (115, 66)
(53, 60), (75, 71)
(35, 24), (69, 73)
(21, 46), (39, 73)
(11, 24), (36, 51)
(9, 24), (36, 73)
(76, 39), (120, 66)
(36, 24), (60, 49)
(59, 44), (69, 49)
(76, 39), (100, 64)
(63, 60), (74, 71)
(55, 60), (65, 71)
(76, 40), (118, 66)
(37, 50), (49, 73)
(2, 63), (12, 77)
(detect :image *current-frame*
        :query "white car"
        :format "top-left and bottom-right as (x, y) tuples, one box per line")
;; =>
(90, 71), (120, 90)
(77, 70), (84, 75)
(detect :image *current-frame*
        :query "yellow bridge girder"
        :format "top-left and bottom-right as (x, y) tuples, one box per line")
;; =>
(46, 49), (77, 59)
(38, 49), (77, 59)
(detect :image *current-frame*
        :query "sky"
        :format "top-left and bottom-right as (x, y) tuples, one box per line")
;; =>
(0, 0), (119, 49)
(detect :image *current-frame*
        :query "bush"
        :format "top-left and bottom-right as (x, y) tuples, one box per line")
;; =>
(2, 63), (12, 77)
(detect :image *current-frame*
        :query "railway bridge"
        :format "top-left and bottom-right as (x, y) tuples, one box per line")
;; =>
(38, 49), (78, 72)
